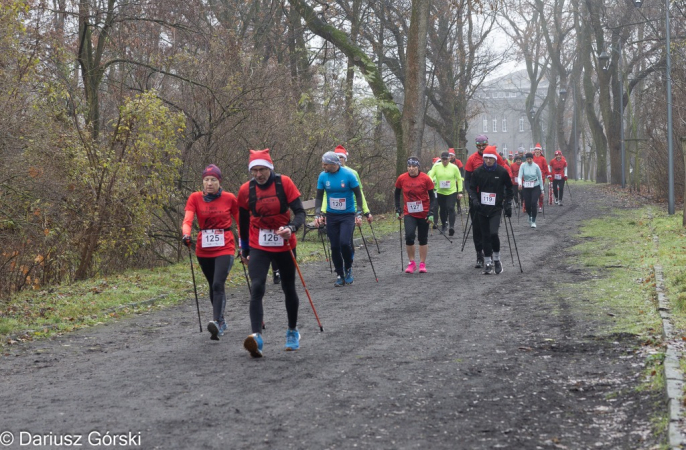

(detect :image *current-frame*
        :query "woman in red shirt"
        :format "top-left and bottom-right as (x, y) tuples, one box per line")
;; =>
(182, 164), (239, 341)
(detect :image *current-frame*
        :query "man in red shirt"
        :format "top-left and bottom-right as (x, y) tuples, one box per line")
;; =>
(237, 149), (307, 357)
(395, 156), (436, 273)
(532, 144), (550, 212)
(549, 150), (568, 206)
(510, 154), (523, 208)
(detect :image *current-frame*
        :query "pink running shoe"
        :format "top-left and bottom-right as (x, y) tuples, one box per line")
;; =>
(405, 261), (416, 274)
(419, 262), (427, 273)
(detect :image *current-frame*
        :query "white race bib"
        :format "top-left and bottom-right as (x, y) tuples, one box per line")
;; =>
(554, 174), (562, 180)
(481, 192), (496, 206)
(201, 229), (225, 248)
(329, 197), (346, 211)
(407, 201), (424, 213)
(523, 180), (535, 188)
(258, 229), (284, 247)
(439, 180), (451, 189)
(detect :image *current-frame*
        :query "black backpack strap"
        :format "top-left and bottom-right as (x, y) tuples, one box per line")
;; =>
(248, 174), (288, 216)
(274, 174), (288, 214)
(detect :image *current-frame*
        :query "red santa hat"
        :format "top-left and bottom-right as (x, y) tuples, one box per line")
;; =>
(483, 146), (498, 159)
(448, 148), (456, 155)
(534, 143), (542, 150)
(432, 157), (440, 164)
(248, 149), (274, 170)
(334, 145), (348, 160)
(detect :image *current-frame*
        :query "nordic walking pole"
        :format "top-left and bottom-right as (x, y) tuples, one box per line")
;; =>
(357, 224), (378, 282)
(399, 216), (404, 272)
(286, 241), (323, 332)
(319, 227), (333, 273)
(436, 223), (454, 244)
(461, 207), (471, 248)
(507, 216), (523, 273)
(461, 215), (472, 251)
(186, 243), (203, 332)
(502, 209), (515, 266)
(369, 221), (381, 254)
(565, 179), (572, 201)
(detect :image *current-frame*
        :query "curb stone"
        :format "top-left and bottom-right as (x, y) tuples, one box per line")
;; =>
(649, 210), (685, 449)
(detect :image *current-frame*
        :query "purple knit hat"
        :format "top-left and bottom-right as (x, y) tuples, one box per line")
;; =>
(202, 164), (222, 181)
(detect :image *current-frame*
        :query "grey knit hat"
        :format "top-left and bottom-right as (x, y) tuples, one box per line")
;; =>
(322, 151), (341, 165)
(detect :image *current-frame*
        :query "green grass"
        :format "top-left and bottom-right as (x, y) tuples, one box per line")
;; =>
(0, 213), (401, 346)
(563, 208), (663, 337)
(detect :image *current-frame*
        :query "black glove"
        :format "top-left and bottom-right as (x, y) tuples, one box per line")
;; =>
(182, 235), (192, 247)
(239, 247), (250, 260)
(504, 204), (512, 218)
(472, 199), (481, 212)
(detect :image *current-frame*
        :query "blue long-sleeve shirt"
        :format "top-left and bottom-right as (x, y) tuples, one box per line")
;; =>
(517, 161), (544, 190)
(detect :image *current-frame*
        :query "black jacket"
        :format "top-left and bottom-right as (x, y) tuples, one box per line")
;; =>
(468, 164), (513, 218)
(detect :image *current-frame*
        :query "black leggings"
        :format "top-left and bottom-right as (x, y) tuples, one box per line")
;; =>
(248, 248), (299, 334)
(404, 215), (429, 246)
(469, 200), (482, 253)
(474, 213), (501, 257)
(552, 179), (565, 200)
(522, 186), (542, 220)
(437, 193), (456, 228)
(197, 255), (234, 323)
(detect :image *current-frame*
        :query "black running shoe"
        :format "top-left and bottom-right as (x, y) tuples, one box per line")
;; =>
(494, 260), (503, 275)
(273, 270), (281, 285)
(448, 228), (455, 236)
(483, 262), (493, 275)
(475, 252), (484, 268)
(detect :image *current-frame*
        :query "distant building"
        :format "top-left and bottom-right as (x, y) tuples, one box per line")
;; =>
(465, 69), (549, 158)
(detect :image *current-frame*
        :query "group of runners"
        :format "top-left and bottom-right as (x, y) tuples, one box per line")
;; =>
(181, 136), (570, 357)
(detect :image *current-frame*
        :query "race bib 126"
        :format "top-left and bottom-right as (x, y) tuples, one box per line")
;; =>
(258, 229), (284, 247)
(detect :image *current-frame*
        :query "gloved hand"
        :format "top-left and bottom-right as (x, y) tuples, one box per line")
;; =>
(563, 176), (568, 181)
(472, 199), (481, 212)
(395, 210), (401, 220)
(182, 235), (192, 247)
(546, 175), (552, 180)
(239, 248), (250, 262)
(504, 204), (512, 218)
(427, 215), (434, 224)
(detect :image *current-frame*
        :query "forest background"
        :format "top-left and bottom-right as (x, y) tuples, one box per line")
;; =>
(1, 0), (684, 299)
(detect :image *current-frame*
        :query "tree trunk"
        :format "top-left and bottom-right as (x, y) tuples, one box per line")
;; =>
(401, 0), (431, 172)
(290, 0), (404, 172)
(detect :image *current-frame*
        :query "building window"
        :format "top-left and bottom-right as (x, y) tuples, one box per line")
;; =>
(502, 118), (507, 132)
(519, 116), (525, 132)
(492, 118), (497, 132)
(483, 116), (488, 132)
(510, 92), (517, 98)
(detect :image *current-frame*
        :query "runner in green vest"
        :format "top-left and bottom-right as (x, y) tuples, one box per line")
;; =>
(427, 151), (463, 236)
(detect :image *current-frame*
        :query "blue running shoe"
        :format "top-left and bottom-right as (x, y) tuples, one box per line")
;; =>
(218, 320), (227, 336)
(334, 276), (345, 287)
(207, 321), (220, 341)
(243, 333), (263, 358)
(285, 328), (300, 351)
(345, 268), (353, 285)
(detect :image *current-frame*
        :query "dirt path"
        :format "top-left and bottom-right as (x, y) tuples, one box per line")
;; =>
(0, 185), (663, 449)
